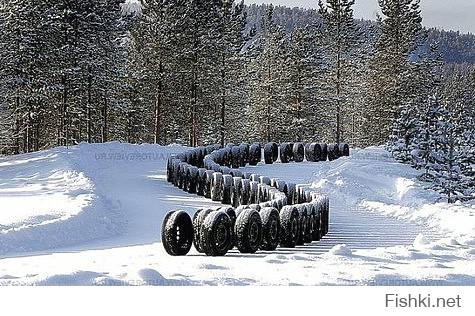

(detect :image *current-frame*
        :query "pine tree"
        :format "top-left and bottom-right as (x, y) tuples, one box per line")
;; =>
(247, 5), (287, 142)
(366, 0), (423, 145)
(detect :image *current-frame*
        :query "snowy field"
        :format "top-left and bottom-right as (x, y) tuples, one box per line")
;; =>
(0, 142), (474, 286)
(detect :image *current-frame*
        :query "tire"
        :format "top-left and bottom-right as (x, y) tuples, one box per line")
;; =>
(222, 175), (234, 205)
(339, 143), (350, 156)
(323, 197), (330, 235)
(320, 143), (328, 161)
(249, 181), (259, 204)
(193, 209), (214, 253)
(200, 210), (233, 256)
(211, 173), (223, 202)
(204, 170), (214, 199)
(239, 143), (249, 167)
(162, 210), (193, 256)
(276, 180), (287, 194)
(231, 146), (241, 168)
(280, 143), (292, 163)
(264, 142), (277, 164)
(177, 163), (187, 189)
(258, 183), (268, 203)
(183, 165), (191, 192)
(240, 179), (251, 205)
(166, 157), (174, 183)
(296, 206), (308, 245)
(229, 169), (243, 178)
(250, 174), (260, 182)
(232, 177), (242, 208)
(296, 185), (306, 203)
(197, 168), (207, 196)
(259, 207), (281, 251)
(220, 207), (237, 250)
(327, 144), (341, 161)
(279, 206), (299, 248)
(271, 142), (279, 162)
(248, 143), (261, 166)
(308, 143), (323, 162)
(304, 143), (313, 162)
(286, 183), (296, 205)
(221, 166), (231, 175)
(311, 203), (321, 241)
(187, 166), (198, 194)
(303, 204), (313, 244)
(235, 209), (263, 254)
(293, 143), (305, 162)
(259, 176), (271, 185)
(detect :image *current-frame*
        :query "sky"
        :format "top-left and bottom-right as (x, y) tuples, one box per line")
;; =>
(245, 0), (475, 34)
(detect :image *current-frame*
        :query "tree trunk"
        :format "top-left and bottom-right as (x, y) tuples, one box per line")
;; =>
(87, 65), (92, 143)
(102, 97), (108, 143)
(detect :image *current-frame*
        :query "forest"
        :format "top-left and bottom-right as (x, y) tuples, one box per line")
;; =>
(0, 0), (474, 202)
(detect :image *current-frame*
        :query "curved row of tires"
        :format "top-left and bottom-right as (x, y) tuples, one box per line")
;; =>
(162, 142), (348, 256)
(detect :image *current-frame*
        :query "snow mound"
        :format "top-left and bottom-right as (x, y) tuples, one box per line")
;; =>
(328, 244), (353, 256)
(0, 146), (124, 255)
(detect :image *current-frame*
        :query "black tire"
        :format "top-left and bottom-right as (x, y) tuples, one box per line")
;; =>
(197, 168), (207, 196)
(193, 209), (214, 253)
(308, 143), (323, 162)
(220, 207), (237, 250)
(200, 210), (233, 256)
(162, 210), (193, 256)
(204, 170), (214, 199)
(248, 143), (261, 166)
(258, 184), (268, 203)
(276, 180), (287, 194)
(187, 166), (198, 194)
(339, 143), (350, 156)
(327, 144), (341, 161)
(232, 177), (242, 208)
(271, 143), (279, 162)
(264, 142), (277, 164)
(211, 173), (223, 202)
(293, 143), (305, 162)
(231, 146), (241, 168)
(259, 207), (281, 251)
(279, 206), (299, 248)
(239, 143), (249, 167)
(240, 179), (251, 205)
(249, 181), (259, 204)
(222, 175), (234, 205)
(177, 163), (186, 189)
(303, 204), (313, 244)
(183, 165), (191, 192)
(166, 157), (174, 183)
(320, 143), (328, 161)
(286, 183), (296, 205)
(280, 143), (292, 163)
(311, 203), (321, 241)
(259, 176), (271, 185)
(229, 169), (243, 178)
(304, 143), (313, 162)
(296, 206), (308, 245)
(235, 209), (263, 254)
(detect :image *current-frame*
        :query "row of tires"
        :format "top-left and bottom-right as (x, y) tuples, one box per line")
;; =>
(162, 197), (329, 256)
(163, 141), (346, 256)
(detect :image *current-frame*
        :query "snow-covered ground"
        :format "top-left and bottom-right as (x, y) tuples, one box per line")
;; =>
(0, 143), (474, 285)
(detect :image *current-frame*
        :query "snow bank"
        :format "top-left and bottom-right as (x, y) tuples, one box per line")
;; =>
(311, 146), (475, 243)
(0, 142), (187, 256)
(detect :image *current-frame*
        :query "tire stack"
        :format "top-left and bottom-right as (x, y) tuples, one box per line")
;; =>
(162, 141), (343, 256)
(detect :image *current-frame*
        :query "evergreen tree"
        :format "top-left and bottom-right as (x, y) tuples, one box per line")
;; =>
(366, 0), (423, 145)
